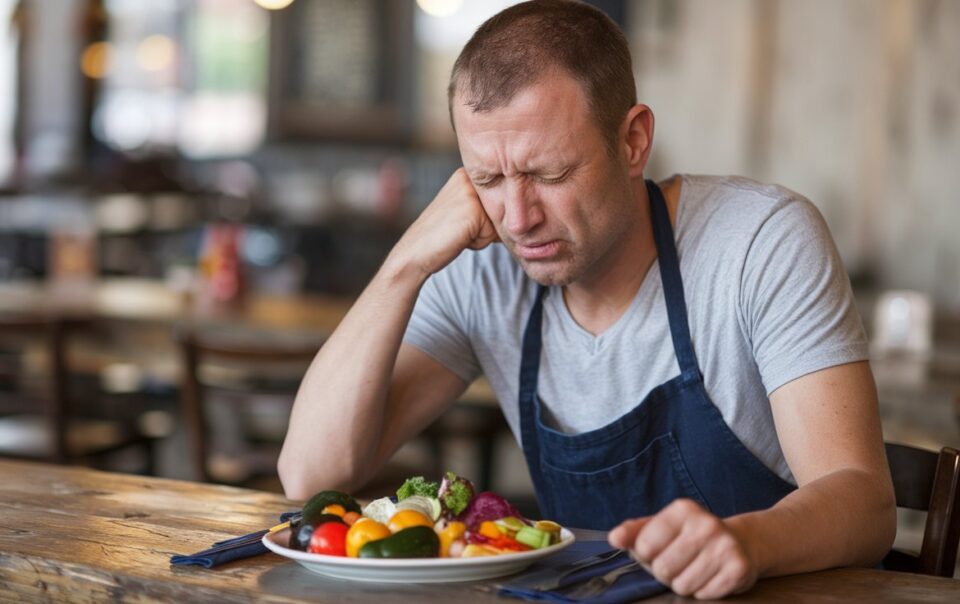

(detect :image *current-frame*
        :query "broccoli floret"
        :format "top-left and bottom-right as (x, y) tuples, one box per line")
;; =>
(396, 476), (439, 500)
(438, 471), (475, 516)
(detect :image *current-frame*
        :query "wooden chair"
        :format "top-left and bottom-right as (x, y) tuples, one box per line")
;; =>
(884, 441), (960, 577)
(177, 327), (323, 486)
(177, 326), (516, 497)
(422, 401), (510, 493)
(0, 316), (156, 470)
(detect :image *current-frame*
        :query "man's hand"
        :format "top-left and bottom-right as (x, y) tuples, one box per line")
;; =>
(608, 499), (760, 600)
(389, 168), (499, 279)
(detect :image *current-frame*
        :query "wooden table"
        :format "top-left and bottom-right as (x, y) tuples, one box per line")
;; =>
(1, 461), (957, 603)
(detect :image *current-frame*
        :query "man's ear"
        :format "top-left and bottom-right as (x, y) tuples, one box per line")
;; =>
(621, 104), (654, 177)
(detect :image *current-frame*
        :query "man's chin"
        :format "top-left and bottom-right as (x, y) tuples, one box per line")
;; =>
(517, 259), (576, 287)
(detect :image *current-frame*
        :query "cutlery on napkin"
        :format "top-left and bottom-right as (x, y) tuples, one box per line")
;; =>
(170, 511), (299, 568)
(495, 541), (666, 603)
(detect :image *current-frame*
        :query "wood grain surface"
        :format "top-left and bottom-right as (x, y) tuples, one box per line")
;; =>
(1, 460), (959, 603)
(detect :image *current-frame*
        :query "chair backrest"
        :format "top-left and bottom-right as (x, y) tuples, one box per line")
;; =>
(177, 327), (322, 483)
(885, 441), (960, 577)
(0, 316), (70, 462)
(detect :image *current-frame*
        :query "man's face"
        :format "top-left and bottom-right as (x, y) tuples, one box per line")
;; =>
(454, 74), (639, 287)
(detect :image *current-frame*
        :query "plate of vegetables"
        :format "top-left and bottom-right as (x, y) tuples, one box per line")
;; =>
(262, 472), (575, 583)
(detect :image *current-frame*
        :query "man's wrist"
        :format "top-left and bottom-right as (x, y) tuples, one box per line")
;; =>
(726, 512), (775, 578)
(378, 250), (432, 291)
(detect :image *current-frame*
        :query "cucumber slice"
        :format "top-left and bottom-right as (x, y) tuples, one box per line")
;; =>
(515, 526), (551, 549)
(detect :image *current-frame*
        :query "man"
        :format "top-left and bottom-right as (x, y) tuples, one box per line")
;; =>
(279, 0), (895, 598)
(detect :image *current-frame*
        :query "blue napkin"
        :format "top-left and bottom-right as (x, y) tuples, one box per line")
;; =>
(170, 511), (299, 568)
(498, 541), (667, 603)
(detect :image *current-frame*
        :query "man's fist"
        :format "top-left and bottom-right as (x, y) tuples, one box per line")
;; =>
(608, 499), (760, 600)
(388, 168), (499, 280)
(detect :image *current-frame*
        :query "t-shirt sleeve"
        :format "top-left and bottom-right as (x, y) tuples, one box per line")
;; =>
(739, 197), (869, 395)
(403, 252), (483, 384)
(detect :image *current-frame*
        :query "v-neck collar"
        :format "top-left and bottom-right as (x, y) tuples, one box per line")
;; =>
(546, 176), (687, 353)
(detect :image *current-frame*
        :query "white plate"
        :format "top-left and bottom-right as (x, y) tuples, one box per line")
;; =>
(262, 527), (575, 583)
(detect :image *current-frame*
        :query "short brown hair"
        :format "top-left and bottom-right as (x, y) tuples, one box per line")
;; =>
(448, 0), (637, 152)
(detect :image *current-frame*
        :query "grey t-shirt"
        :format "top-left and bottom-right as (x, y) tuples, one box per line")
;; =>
(403, 174), (869, 483)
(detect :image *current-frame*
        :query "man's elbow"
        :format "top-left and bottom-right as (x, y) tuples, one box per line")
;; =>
(859, 472), (897, 567)
(277, 451), (312, 501)
(875, 481), (898, 558)
(277, 448), (357, 501)
(277, 447), (332, 500)
(279, 474), (312, 502)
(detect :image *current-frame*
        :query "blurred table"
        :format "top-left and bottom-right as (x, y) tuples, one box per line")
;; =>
(0, 278), (354, 332)
(0, 278), (355, 393)
(0, 277), (499, 401)
(1, 460), (958, 603)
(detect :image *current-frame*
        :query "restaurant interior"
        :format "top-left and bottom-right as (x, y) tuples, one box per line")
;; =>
(1, 0), (959, 581)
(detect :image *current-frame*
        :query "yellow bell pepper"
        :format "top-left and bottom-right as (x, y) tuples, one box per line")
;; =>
(478, 521), (502, 540)
(438, 521), (466, 557)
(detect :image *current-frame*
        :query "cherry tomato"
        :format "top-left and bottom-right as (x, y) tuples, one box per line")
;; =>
(308, 521), (349, 556)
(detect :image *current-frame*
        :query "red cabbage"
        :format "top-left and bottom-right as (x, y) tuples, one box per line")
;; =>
(457, 491), (524, 531)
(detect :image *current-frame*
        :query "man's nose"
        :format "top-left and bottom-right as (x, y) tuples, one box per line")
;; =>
(502, 177), (544, 236)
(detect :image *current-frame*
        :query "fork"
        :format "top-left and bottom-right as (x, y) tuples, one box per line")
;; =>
(477, 548), (624, 593)
(524, 548), (626, 591)
(561, 560), (642, 600)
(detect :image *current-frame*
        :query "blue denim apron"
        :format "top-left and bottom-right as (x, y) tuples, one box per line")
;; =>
(518, 180), (797, 530)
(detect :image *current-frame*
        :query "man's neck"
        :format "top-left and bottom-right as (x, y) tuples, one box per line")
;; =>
(562, 176), (682, 336)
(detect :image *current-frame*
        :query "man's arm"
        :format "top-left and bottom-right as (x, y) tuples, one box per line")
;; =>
(729, 360), (895, 575)
(609, 360), (896, 599)
(278, 169), (498, 499)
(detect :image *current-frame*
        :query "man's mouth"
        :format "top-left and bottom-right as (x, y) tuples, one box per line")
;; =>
(514, 240), (561, 260)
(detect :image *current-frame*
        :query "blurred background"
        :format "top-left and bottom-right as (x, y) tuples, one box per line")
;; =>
(0, 0), (959, 558)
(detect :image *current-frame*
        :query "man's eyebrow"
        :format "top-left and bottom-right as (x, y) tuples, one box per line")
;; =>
(529, 164), (570, 175)
(467, 169), (499, 180)
(467, 162), (573, 180)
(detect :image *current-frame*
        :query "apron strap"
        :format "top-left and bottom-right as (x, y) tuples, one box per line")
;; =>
(646, 179), (700, 378)
(518, 285), (549, 454)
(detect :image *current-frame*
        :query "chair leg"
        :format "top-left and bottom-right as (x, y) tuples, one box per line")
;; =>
(428, 435), (444, 479)
(478, 434), (495, 493)
(141, 439), (157, 476)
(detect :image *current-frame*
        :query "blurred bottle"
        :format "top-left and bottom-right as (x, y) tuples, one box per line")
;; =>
(376, 157), (408, 223)
(871, 289), (933, 357)
(47, 224), (97, 309)
(197, 223), (245, 311)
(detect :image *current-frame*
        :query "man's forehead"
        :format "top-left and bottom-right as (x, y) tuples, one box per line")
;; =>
(453, 69), (591, 126)
(453, 78), (591, 171)
(457, 122), (578, 170)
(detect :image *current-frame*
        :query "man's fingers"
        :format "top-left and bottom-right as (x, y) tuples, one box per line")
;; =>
(633, 499), (710, 563)
(608, 517), (650, 548)
(468, 218), (500, 249)
(645, 509), (723, 582)
(647, 523), (706, 583)
(692, 556), (754, 600)
(667, 549), (722, 597)
(628, 508), (687, 562)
